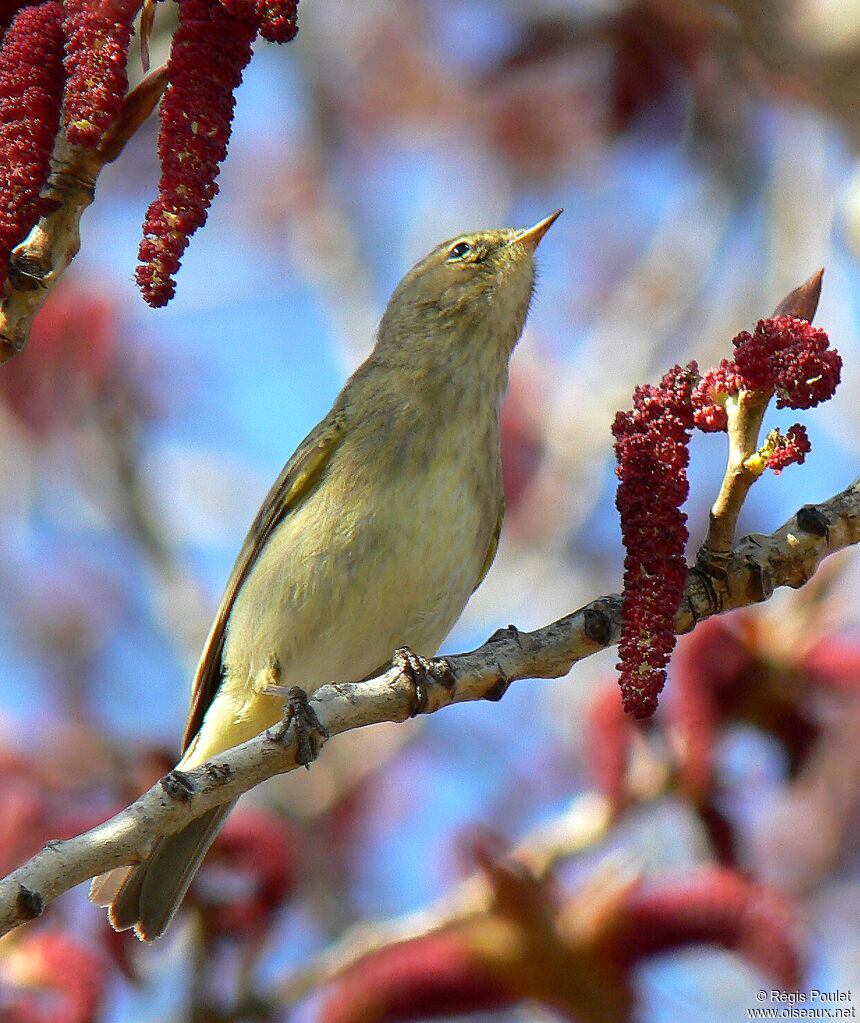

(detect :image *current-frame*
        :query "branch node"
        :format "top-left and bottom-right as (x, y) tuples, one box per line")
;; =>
(583, 606), (612, 646)
(482, 672), (511, 702)
(161, 769), (195, 802)
(15, 885), (43, 921)
(45, 164), (97, 203)
(8, 250), (52, 290)
(796, 503), (830, 538)
(681, 565), (721, 625)
(488, 624), (521, 646)
(695, 545), (733, 581)
(745, 557), (775, 602)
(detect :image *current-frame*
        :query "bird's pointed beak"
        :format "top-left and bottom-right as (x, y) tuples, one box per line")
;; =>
(507, 208), (563, 251)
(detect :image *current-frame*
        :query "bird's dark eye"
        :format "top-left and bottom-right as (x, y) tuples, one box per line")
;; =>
(448, 241), (471, 261)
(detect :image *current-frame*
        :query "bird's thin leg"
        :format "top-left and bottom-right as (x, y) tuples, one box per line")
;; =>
(253, 653), (287, 697)
(261, 658), (328, 767)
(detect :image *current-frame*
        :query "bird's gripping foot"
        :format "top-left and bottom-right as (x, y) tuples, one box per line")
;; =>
(267, 685), (328, 768)
(393, 646), (452, 717)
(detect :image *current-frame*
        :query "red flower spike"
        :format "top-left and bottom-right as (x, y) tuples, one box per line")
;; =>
(613, 364), (695, 718)
(733, 316), (841, 410)
(62, 0), (140, 148)
(136, 0), (257, 306)
(317, 930), (515, 1023)
(256, 0), (298, 42)
(0, 1), (65, 289)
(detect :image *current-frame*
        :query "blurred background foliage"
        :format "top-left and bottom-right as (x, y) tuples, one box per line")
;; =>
(0, 0), (858, 1021)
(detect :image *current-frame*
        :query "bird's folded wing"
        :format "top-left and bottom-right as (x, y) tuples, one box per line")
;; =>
(473, 494), (505, 593)
(182, 408), (348, 752)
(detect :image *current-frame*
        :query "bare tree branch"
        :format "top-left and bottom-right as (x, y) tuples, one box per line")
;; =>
(0, 476), (857, 938)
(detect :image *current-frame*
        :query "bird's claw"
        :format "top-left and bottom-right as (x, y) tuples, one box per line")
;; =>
(268, 686), (328, 767)
(393, 646), (449, 717)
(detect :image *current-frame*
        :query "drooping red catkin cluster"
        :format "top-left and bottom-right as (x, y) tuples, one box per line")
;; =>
(62, 0), (141, 148)
(136, 0), (299, 306)
(612, 365), (695, 718)
(0, 1), (65, 287)
(0, 0), (299, 304)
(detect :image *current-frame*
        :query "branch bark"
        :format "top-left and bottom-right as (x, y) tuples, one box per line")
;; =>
(0, 476), (857, 937)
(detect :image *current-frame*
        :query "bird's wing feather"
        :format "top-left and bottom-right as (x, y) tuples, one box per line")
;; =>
(182, 408), (348, 751)
(473, 494), (505, 593)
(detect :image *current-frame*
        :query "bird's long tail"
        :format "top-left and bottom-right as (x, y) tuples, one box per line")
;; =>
(89, 800), (236, 942)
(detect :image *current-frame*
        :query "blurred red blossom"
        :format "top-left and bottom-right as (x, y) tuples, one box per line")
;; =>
(318, 847), (802, 1023)
(319, 928), (515, 1023)
(668, 613), (858, 798)
(0, 930), (107, 1023)
(193, 804), (298, 941)
(0, 280), (155, 438)
(608, 867), (803, 988)
(584, 680), (637, 814)
(0, 771), (54, 878)
(802, 635), (860, 694)
(500, 367), (546, 515)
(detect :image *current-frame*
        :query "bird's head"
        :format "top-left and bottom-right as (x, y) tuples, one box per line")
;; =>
(375, 210), (562, 382)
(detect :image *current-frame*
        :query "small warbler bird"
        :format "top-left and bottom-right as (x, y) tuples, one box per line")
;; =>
(91, 209), (561, 941)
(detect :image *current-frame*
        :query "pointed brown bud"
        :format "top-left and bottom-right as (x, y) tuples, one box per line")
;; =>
(772, 268), (824, 321)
